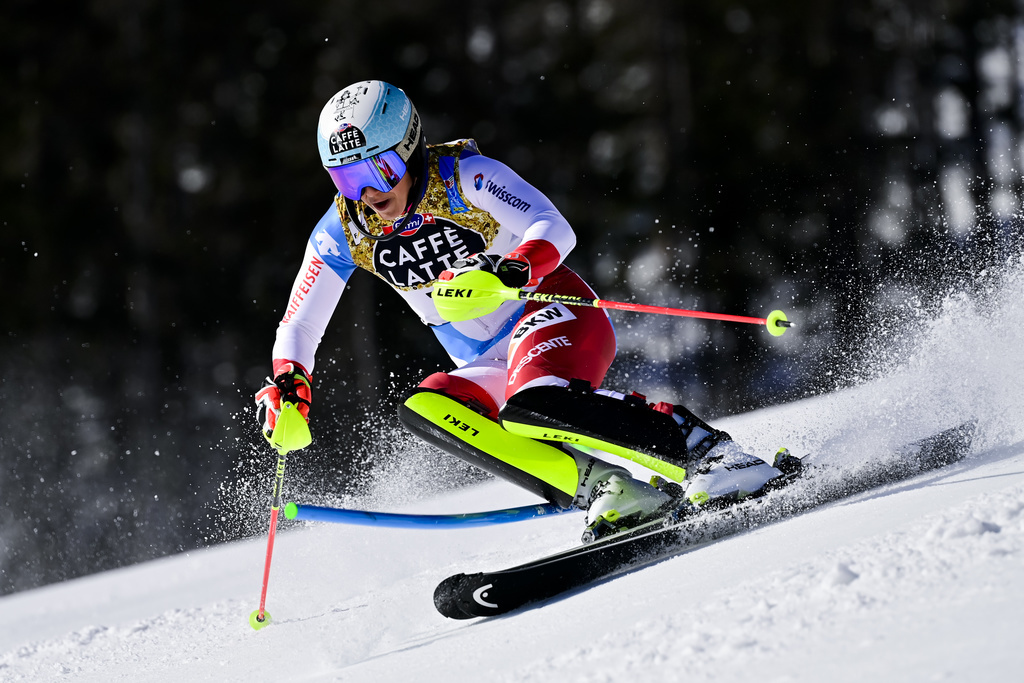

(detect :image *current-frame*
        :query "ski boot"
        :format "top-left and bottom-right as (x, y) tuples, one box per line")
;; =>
(580, 469), (685, 543)
(770, 447), (804, 476)
(684, 441), (802, 509)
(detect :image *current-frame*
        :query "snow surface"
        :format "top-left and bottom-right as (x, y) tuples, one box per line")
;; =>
(3, 443), (1023, 683)
(5, 264), (1024, 682)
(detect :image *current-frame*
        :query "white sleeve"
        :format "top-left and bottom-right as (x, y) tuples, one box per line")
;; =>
(271, 240), (348, 375)
(458, 154), (576, 268)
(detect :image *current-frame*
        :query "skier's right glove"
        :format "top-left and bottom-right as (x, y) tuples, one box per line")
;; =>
(255, 360), (312, 443)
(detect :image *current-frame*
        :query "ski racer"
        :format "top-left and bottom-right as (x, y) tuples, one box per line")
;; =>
(255, 80), (797, 541)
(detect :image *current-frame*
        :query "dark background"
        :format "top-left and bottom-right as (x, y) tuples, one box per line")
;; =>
(3, 0), (1022, 594)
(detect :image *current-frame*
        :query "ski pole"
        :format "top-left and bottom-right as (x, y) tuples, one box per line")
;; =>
(516, 290), (791, 336)
(432, 270), (794, 336)
(249, 401), (312, 631)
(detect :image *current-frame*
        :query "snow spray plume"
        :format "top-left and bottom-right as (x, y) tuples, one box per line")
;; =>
(732, 251), (1024, 484)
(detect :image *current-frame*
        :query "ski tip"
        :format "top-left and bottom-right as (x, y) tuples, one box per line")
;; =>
(284, 501), (298, 520)
(433, 574), (475, 620)
(249, 609), (272, 631)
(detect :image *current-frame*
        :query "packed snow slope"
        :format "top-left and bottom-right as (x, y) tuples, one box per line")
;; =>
(4, 262), (1024, 682)
(3, 423), (1023, 683)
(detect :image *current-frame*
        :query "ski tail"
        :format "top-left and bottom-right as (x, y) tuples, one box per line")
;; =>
(908, 420), (975, 469)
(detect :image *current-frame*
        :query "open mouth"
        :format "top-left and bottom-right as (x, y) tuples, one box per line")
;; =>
(370, 196), (392, 213)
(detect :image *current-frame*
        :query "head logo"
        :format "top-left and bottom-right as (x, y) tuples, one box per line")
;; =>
(474, 173), (484, 191)
(401, 112), (421, 153)
(472, 584), (498, 609)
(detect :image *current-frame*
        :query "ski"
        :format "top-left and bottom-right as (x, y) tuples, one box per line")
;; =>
(433, 421), (976, 619)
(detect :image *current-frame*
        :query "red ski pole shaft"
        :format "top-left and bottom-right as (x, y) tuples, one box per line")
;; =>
(516, 291), (793, 335)
(249, 402), (312, 631)
(597, 299), (768, 325)
(255, 452), (287, 624)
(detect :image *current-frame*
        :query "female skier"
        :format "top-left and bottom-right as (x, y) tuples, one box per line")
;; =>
(256, 80), (794, 540)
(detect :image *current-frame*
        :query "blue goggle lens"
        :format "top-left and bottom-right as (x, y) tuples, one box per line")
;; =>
(327, 150), (407, 201)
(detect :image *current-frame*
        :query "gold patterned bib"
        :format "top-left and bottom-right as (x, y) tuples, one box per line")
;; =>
(334, 140), (501, 291)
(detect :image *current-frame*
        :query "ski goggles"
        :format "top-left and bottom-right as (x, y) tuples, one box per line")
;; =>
(327, 150), (407, 201)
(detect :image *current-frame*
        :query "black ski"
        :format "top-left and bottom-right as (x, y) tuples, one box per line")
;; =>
(434, 421), (976, 619)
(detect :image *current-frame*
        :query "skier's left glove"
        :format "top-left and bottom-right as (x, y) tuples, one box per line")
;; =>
(440, 252), (535, 289)
(254, 360), (312, 443)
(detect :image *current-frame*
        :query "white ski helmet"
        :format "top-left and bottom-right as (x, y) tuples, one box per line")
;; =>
(317, 80), (423, 201)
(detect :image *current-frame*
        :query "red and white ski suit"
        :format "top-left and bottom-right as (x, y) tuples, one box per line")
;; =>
(272, 139), (616, 419)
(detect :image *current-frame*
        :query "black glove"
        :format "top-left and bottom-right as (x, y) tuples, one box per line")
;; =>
(442, 252), (532, 288)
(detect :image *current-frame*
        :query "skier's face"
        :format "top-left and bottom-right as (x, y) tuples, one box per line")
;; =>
(362, 172), (413, 221)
